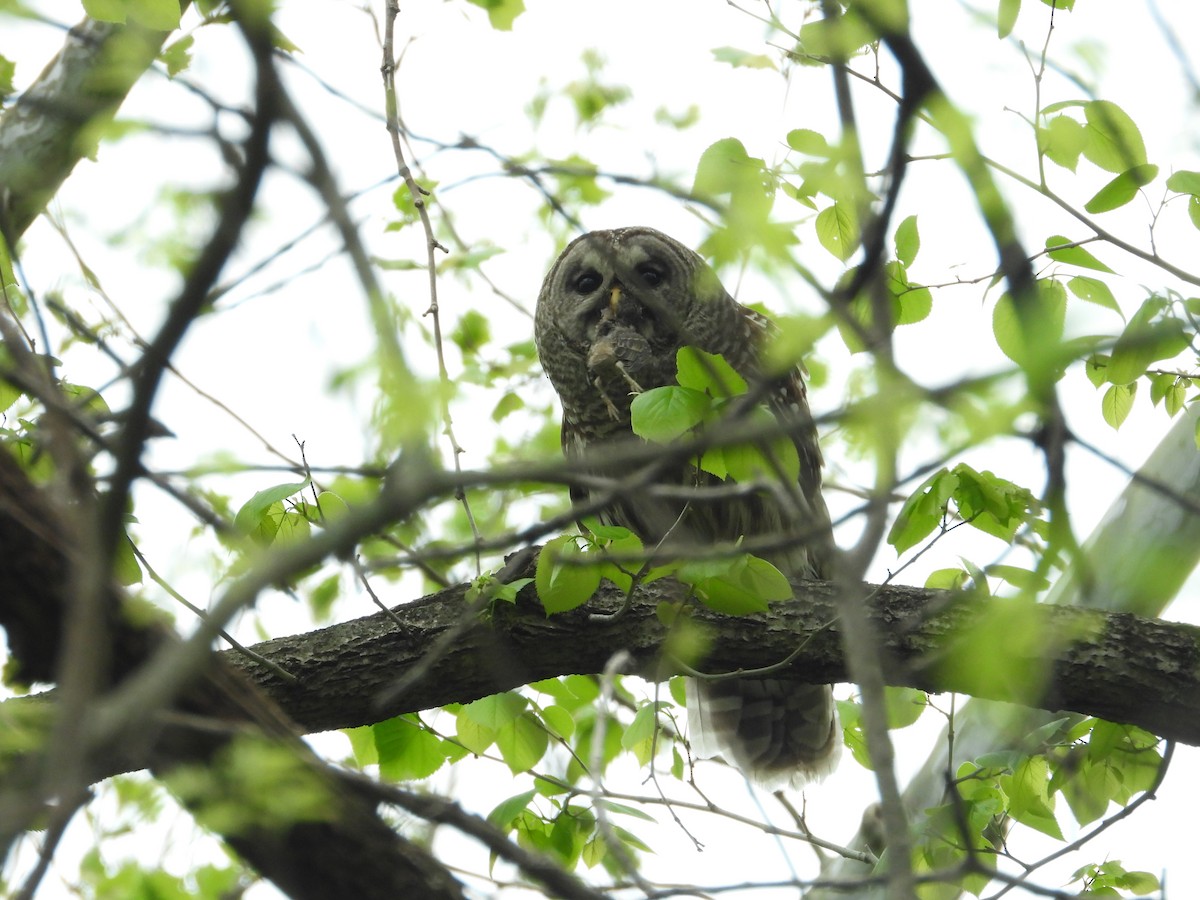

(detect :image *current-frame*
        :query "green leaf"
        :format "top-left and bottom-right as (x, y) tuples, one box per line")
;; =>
(611, 824), (653, 854)
(992, 281), (1066, 372)
(374, 716), (446, 781)
(597, 799), (658, 823)
(1044, 236), (1115, 274)
(315, 491), (350, 527)
(997, 0), (1020, 38)
(343, 726), (378, 767)
(113, 534), (143, 586)
(885, 687), (927, 729)
(1101, 383), (1136, 429)
(462, 692), (527, 729)
(160, 36), (194, 77)
(535, 535), (602, 614)
(718, 433), (802, 487)
(465, 0), (525, 30)
(83, 0), (130, 23)
(1082, 100), (1148, 173)
(1002, 755), (1063, 840)
(234, 480), (310, 538)
(796, 11), (879, 60)
(786, 129), (831, 156)
(539, 705), (575, 740)
(1166, 169), (1200, 195)
(836, 700), (871, 769)
(894, 214), (919, 267)
(309, 573), (341, 621)
(1040, 114), (1086, 172)
(128, 0), (181, 29)
(1066, 275), (1121, 315)
(952, 464), (1038, 543)
(675, 346), (747, 398)
(630, 386), (711, 443)
(693, 138), (764, 203)
(889, 270), (932, 326)
(488, 790), (537, 829)
(1107, 296), (1189, 384)
(86, 0), (181, 28)
(438, 245), (503, 273)
(496, 712), (549, 773)
(655, 104), (700, 129)
(1085, 354), (1110, 388)
(682, 574), (771, 615)
(1165, 380), (1187, 417)
(678, 553), (791, 615)
(491, 391), (524, 423)
(1084, 164), (1159, 214)
(711, 46), (776, 69)
(451, 309), (491, 355)
(815, 202), (859, 262)
(454, 710), (493, 756)
(925, 567), (968, 590)
(622, 703), (662, 760)
(0, 55), (14, 101)
(1148, 371), (1174, 407)
(986, 564), (1050, 592)
(581, 519), (635, 541)
(742, 555), (793, 599)
(889, 468), (957, 553)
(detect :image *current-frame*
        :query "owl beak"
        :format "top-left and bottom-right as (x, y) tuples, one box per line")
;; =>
(608, 285), (622, 314)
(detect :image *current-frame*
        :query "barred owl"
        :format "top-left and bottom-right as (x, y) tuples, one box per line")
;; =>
(534, 226), (841, 788)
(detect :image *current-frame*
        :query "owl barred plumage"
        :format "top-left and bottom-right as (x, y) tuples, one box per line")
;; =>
(534, 226), (841, 788)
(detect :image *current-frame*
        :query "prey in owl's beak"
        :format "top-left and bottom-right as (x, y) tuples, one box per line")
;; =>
(587, 284), (646, 420)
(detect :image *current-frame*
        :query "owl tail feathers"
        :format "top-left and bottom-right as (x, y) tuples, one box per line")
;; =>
(686, 677), (842, 790)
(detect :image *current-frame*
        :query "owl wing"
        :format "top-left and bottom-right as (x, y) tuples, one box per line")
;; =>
(715, 306), (833, 578)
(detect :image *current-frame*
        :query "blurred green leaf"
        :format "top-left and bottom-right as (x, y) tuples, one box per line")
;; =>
(894, 214), (919, 267)
(997, 0), (1020, 38)
(465, 0), (525, 30)
(1045, 236), (1115, 273)
(711, 46), (776, 69)
(1085, 164), (1158, 214)
(1082, 100), (1148, 172)
(1039, 114), (1086, 172)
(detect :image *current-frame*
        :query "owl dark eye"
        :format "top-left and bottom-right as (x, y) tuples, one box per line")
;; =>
(638, 265), (664, 287)
(573, 271), (602, 294)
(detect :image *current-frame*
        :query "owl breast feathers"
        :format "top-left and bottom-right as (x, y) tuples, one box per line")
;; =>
(534, 226), (841, 787)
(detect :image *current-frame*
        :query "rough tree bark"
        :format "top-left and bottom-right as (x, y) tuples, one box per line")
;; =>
(5, 549), (1198, 787)
(0, 447), (469, 900)
(0, 9), (191, 244)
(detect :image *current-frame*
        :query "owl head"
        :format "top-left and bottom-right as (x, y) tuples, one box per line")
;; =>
(534, 227), (736, 431)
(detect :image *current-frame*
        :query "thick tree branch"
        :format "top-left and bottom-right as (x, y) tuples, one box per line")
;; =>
(0, 448), (465, 900)
(9, 561), (1197, 791)
(222, 570), (1199, 746)
(0, 10), (189, 244)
